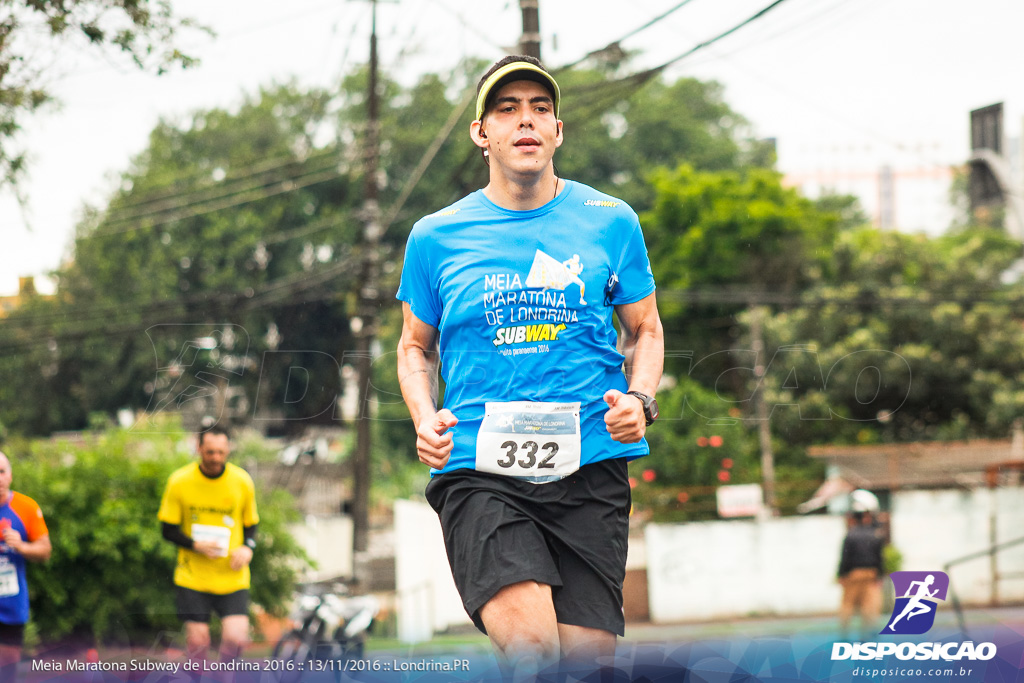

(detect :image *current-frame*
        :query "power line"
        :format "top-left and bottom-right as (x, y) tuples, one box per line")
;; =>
(557, 0), (701, 71)
(675, 0), (951, 169)
(102, 148), (338, 218)
(657, 286), (1024, 308)
(99, 154), (341, 227)
(550, 0), (794, 109)
(720, 0), (865, 54)
(81, 165), (344, 239)
(421, 0), (510, 55)
(654, 0), (793, 74)
(262, 215), (349, 246)
(0, 260), (356, 355)
(325, 2), (369, 88)
(381, 85), (476, 235)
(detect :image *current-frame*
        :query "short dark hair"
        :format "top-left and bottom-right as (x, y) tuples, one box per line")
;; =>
(476, 54), (555, 119)
(198, 424), (231, 444)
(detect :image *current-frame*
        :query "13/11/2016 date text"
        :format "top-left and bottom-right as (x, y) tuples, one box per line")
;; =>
(331, 659), (472, 673)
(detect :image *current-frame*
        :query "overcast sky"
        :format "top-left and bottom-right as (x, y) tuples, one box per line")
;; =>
(2, 0), (1022, 295)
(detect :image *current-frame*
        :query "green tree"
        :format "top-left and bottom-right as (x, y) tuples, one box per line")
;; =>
(554, 68), (769, 214)
(0, 62), (792, 448)
(1, 0), (204, 190)
(11, 420), (306, 643)
(0, 83), (357, 435)
(641, 163), (845, 384)
(758, 226), (1024, 446)
(0, 62), (492, 436)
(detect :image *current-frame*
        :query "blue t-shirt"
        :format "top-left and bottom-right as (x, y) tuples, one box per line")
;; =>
(397, 180), (657, 476)
(0, 492), (48, 625)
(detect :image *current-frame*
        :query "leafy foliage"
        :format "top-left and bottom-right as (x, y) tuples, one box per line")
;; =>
(642, 163), (843, 388)
(0, 0), (205, 190)
(0, 84), (355, 435)
(758, 226), (1024, 444)
(554, 68), (765, 214)
(6, 53), (1024, 525)
(9, 419), (306, 644)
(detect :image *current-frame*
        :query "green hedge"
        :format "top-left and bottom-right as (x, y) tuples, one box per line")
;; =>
(7, 419), (307, 645)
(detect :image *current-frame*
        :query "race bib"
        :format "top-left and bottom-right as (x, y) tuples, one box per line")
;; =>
(476, 401), (581, 484)
(190, 524), (231, 557)
(0, 561), (18, 597)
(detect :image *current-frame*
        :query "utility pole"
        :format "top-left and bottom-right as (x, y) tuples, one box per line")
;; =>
(349, 0), (390, 585)
(519, 0), (541, 59)
(749, 305), (777, 517)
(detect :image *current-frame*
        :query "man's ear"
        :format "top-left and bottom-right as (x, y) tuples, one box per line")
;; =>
(470, 120), (489, 149)
(554, 120), (564, 148)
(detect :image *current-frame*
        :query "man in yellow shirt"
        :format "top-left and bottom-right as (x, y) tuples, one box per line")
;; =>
(158, 425), (259, 660)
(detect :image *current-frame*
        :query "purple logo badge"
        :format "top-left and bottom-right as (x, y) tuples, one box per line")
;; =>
(883, 571), (949, 635)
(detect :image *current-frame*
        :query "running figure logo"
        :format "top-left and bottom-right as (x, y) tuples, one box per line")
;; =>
(883, 571), (949, 635)
(525, 250), (587, 305)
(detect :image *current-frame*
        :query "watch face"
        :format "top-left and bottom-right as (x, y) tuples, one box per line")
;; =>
(629, 391), (658, 424)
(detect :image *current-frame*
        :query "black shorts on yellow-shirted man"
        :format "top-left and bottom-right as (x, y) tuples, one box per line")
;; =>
(176, 586), (250, 624)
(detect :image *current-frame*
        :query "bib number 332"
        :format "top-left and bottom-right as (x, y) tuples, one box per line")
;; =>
(476, 401), (581, 484)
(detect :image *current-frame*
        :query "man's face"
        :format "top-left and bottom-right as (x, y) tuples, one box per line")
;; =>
(198, 433), (231, 477)
(479, 79), (562, 176)
(0, 454), (11, 501)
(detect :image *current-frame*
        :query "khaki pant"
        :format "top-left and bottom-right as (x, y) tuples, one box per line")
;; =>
(839, 567), (882, 632)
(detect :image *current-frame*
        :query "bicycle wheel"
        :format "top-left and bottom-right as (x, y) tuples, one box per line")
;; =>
(339, 636), (364, 661)
(273, 629), (314, 683)
(274, 629), (312, 660)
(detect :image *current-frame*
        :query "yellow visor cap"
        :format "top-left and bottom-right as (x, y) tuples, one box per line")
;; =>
(475, 62), (560, 121)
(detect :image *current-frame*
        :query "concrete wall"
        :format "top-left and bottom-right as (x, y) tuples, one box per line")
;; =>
(891, 487), (1024, 604)
(645, 487), (1024, 623)
(645, 516), (846, 623)
(392, 486), (1024, 631)
(287, 514), (353, 582)
(393, 499), (472, 642)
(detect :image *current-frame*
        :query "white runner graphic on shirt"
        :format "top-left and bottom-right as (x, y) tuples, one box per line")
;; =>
(525, 250), (587, 305)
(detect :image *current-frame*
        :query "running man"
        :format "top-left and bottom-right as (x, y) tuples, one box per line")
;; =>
(888, 574), (939, 631)
(0, 452), (51, 675)
(158, 426), (259, 661)
(562, 254), (587, 305)
(397, 56), (664, 679)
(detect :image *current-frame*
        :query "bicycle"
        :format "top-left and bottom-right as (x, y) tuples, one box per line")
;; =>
(273, 587), (379, 679)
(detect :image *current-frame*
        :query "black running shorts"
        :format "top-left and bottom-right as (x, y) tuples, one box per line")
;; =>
(176, 587), (250, 623)
(425, 457), (631, 636)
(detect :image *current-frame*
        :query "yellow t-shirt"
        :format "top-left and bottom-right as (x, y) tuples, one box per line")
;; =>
(157, 462), (260, 594)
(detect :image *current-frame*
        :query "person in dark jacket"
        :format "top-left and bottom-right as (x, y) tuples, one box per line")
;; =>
(838, 507), (886, 639)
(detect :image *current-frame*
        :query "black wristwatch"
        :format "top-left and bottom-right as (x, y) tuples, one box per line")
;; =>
(627, 391), (659, 426)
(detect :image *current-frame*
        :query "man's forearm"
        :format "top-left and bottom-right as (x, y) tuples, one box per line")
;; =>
(162, 522), (194, 550)
(16, 537), (51, 562)
(397, 343), (441, 426)
(624, 324), (664, 396)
